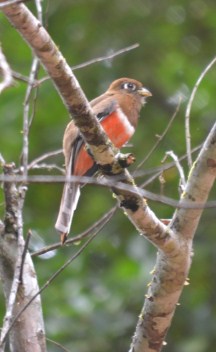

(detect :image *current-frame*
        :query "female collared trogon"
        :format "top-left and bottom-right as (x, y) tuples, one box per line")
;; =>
(55, 78), (152, 243)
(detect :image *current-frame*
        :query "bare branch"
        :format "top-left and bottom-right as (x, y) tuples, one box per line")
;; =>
(185, 56), (216, 167)
(37, 43), (140, 85)
(12, 43), (139, 87)
(136, 144), (201, 184)
(0, 216), (23, 348)
(0, 165), (46, 350)
(0, 0), (22, 7)
(130, 123), (216, 352)
(72, 43), (140, 70)
(1, 2), (117, 165)
(31, 206), (117, 257)
(46, 338), (70, 352)
(29, 162), (64, 173)
(12, 69), (35, 84)
(5, 230), (100, 340)
(163, 150), (186, 192)
(0, 173), (215, 209)
(173, 122), (216, 237)
(0, 5), (47, 350)
(28, 149), (63, 170)
(21, 57), (40, 176)
(0, 165), (24, 349)
(137, 97), (182, 169)
(35, 0), (43, 23)
(19, 229), (32, 283)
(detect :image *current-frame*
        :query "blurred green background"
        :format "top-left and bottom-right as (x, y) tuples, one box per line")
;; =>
(0, 1), (216, 351)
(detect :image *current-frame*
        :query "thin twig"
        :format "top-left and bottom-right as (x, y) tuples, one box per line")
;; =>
(28, 149), (63, 170)
(31, 205), (117, 257)
(12, 43), (139, 87)
(163, 150), (186, 192)
(0, 0), (22, 8)
(28, 82), (39, 129)
(20, 0), (43, 174)
(3, 230), (100, 342)
(46, 338), (71, 352)
(12, 70), (34, 84)
(26, 0), (42, 131)
(21, 57), (40, 177)
(37, 43), (140, 85)
(72, 43), (140, 70)
(0, 46), (13, 93)
(35, 0), (43, 23)
(1, 167), (214, 209)
(134, 144), (201, 180)
(137, 97), (182, 169)
(29, 163), (64, 173)
(185, 55), (216, 167)
(19, 229), (32, 283)
(0, 0), (21, 7)
(137, 144), (201, 191)
(17, 147), (204, 259)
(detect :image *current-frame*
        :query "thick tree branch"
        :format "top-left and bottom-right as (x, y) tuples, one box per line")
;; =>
(130, 123), (216, 352)
(1, 1), (115, 167)
(173, 122), (216, 238)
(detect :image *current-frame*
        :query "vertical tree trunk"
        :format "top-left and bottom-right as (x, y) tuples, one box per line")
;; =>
(0, 164), (46, 352)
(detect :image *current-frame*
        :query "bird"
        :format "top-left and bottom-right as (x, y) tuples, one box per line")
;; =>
(55, 78), (152, 243)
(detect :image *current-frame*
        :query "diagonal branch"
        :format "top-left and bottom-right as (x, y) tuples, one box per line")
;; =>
(0, 0), (170, 249)
(185, 56), (216, 167)
(173, 122), (216, 238)
(130, 123), (216, 352)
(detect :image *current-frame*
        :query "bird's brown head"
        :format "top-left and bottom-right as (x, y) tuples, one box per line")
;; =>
(108, 77), (152, 103)
(107, 78), (152, 127)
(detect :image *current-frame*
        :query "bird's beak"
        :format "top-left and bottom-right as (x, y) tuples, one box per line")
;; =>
(138, 87), (152, 97)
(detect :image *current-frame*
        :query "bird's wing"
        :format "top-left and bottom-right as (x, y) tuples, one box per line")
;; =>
(91, 94), (118, 121)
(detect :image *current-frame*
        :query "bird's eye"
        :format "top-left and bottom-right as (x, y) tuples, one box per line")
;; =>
(122, 82), (136, 91)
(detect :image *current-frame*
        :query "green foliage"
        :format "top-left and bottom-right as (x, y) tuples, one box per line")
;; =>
(0, 1), (216, 351)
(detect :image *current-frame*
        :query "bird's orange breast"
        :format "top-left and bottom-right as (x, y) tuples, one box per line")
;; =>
(74, 109), (135, 176)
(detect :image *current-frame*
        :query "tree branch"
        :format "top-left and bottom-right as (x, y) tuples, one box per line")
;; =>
(130, 123), (216, 352)
(20, 57), (40, 176)
(185, 56), (216, 167)
(0, 165), (46, 351)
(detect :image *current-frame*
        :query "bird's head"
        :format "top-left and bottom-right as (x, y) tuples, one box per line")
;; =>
(108, 78), (152, 105)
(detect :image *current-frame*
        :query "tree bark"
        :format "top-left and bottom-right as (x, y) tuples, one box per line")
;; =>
(0, 164), (46, 352)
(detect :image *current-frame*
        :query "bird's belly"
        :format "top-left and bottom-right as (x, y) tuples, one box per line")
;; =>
(74, 110), (135, 176)
(101, 109), (135, 147)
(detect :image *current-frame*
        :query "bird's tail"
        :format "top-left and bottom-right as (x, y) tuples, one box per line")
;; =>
(55, 182), (80, 243)
(55, 151), (80, 243)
